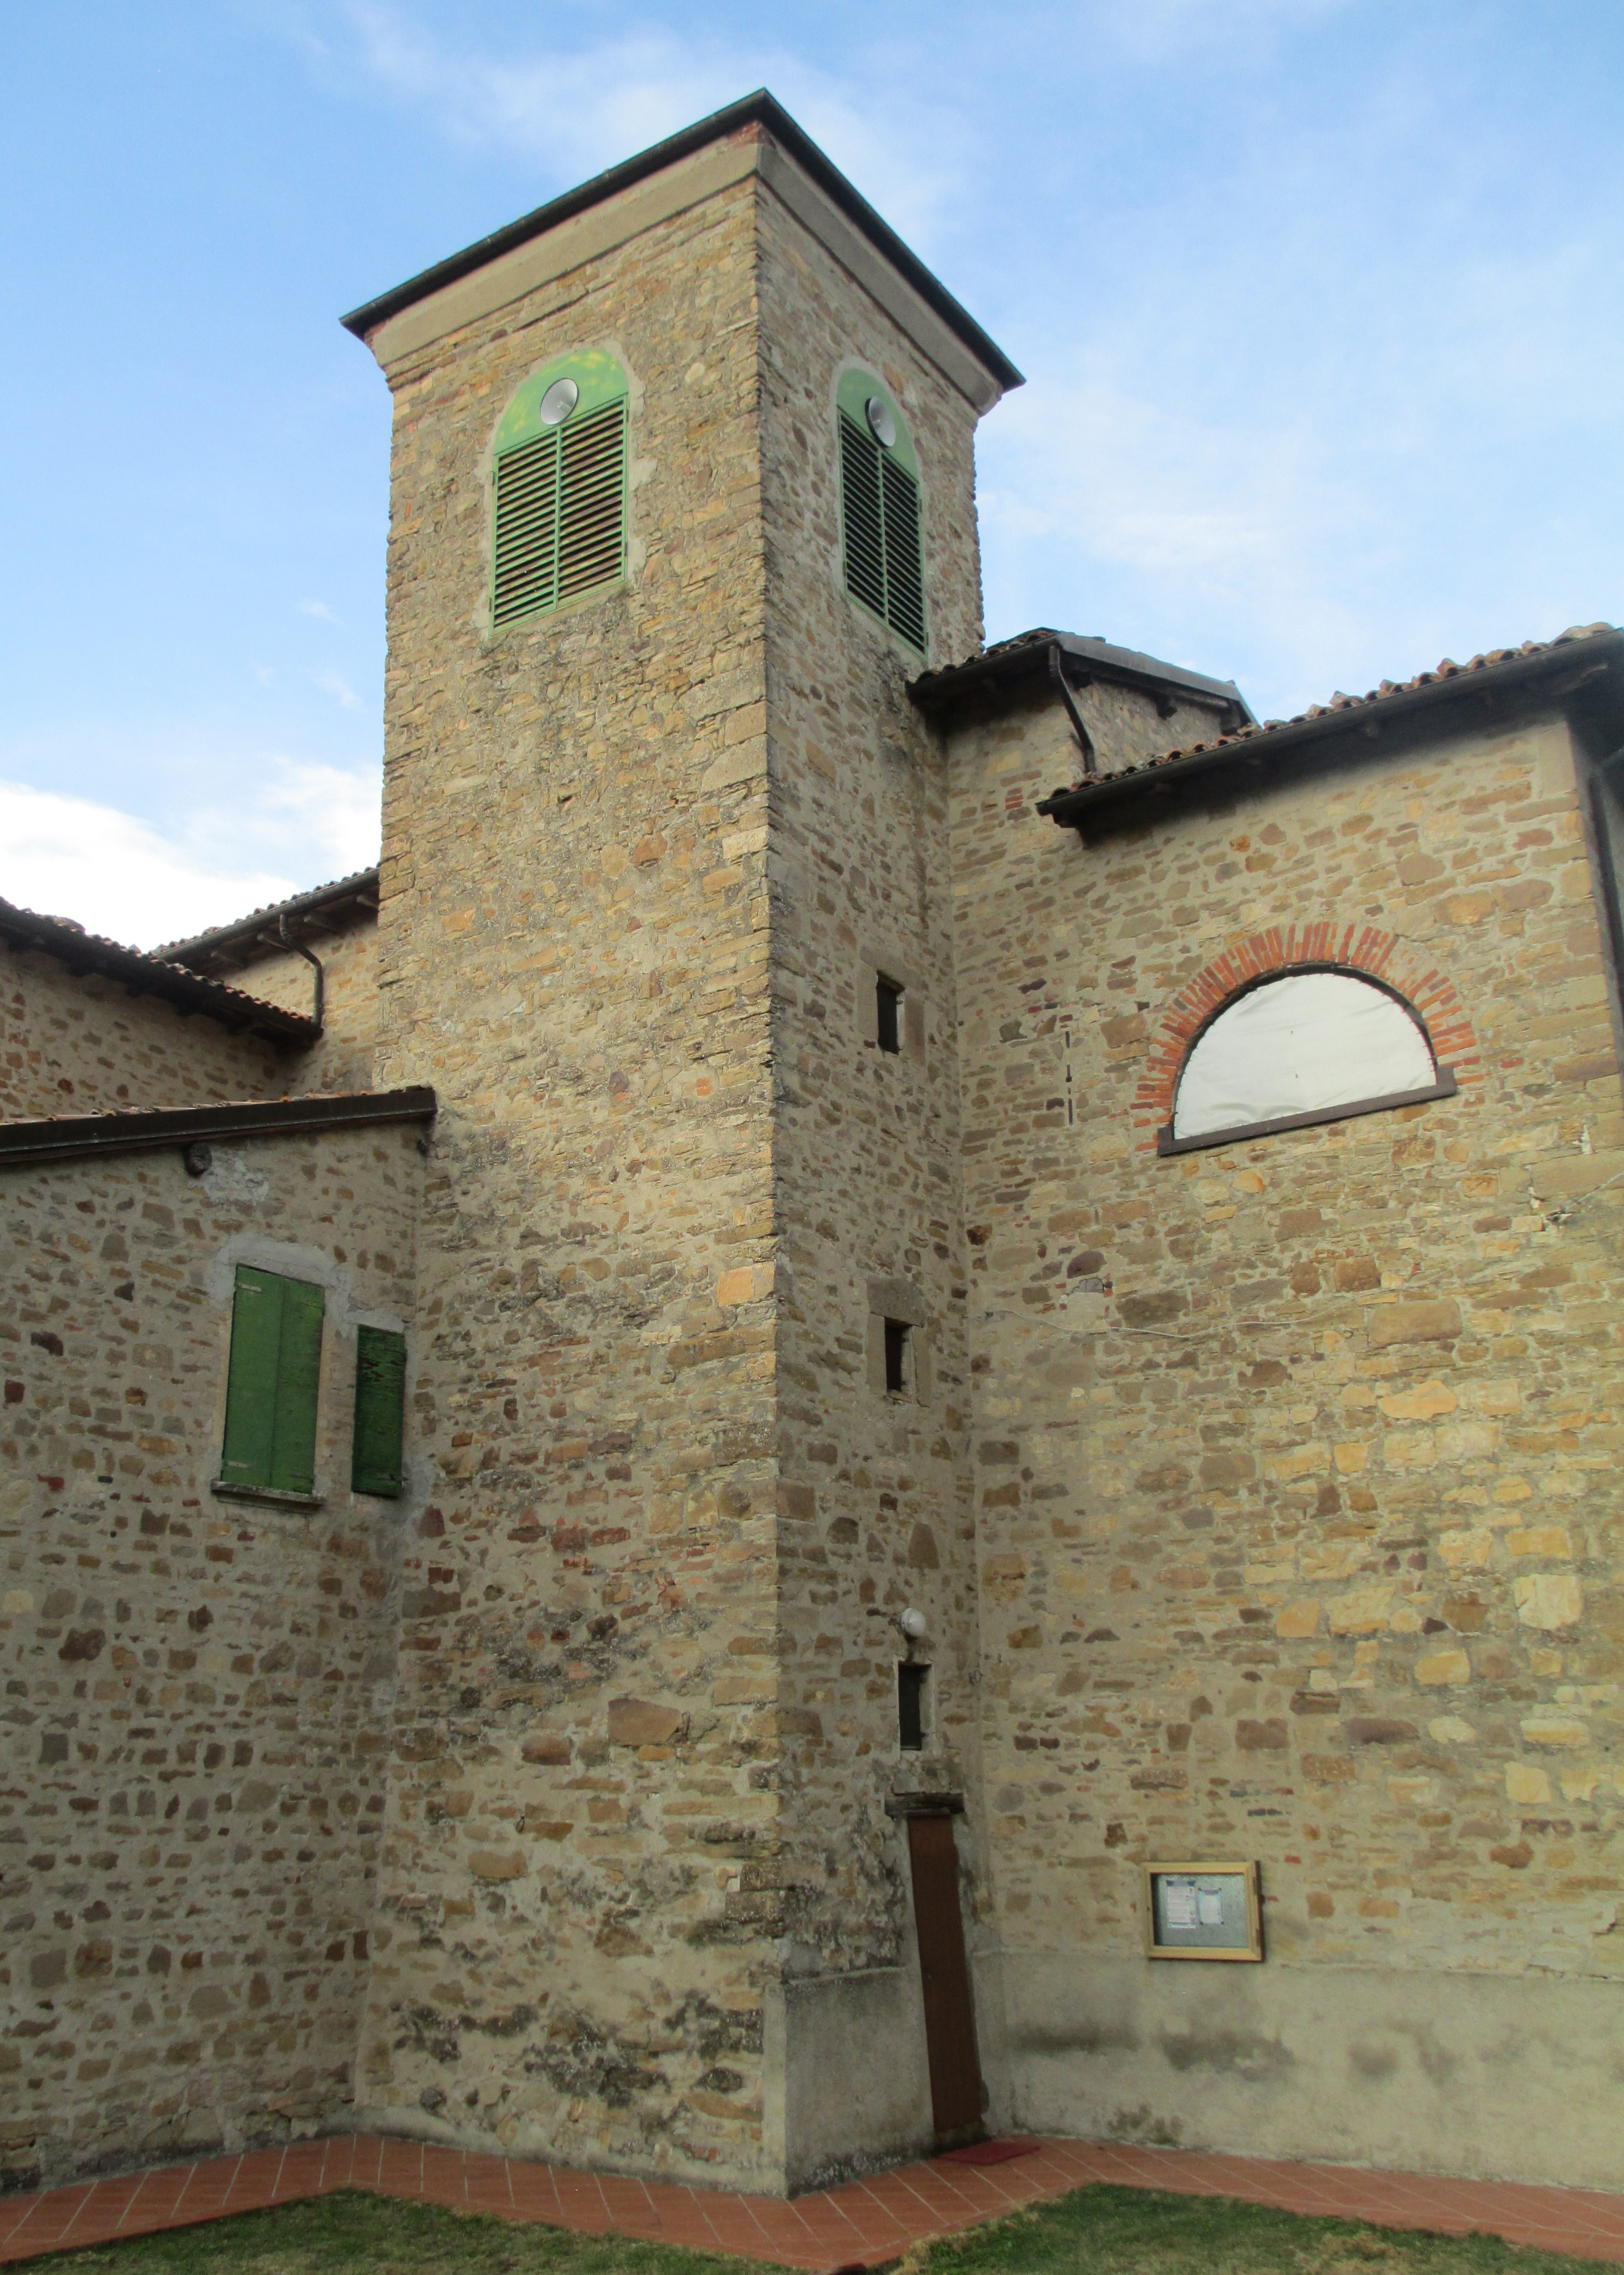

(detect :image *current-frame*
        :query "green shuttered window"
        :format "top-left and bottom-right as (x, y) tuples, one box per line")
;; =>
(352, 1326), (407, 1499)
(492, 351), (629, 629)
(219, 1266), (324, 1498)
(837, 375), (926, 653)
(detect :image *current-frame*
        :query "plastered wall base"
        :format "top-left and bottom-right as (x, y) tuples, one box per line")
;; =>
(988, 1951), (1624, 2191)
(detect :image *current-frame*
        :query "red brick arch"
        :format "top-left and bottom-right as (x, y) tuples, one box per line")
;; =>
(1133, 923), (1480, 1147)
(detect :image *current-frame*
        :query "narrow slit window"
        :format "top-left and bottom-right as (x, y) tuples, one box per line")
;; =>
(877, 976), (903, 1054)
(218, 1265), (325, 1500)
(884, 1318), (911, 1396)
(352, 1325), (408, 1499)
(899, 1663), (928, 1752)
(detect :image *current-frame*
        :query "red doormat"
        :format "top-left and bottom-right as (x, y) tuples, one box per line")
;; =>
(941, 2138), (1041, 2165)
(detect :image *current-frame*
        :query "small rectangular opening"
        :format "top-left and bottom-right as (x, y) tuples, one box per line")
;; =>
(884, 1318), (911, 1396)
(899, 1662), (928, 1751)
(876, 976), (903, 1054)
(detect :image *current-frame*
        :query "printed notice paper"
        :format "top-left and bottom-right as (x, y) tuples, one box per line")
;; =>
(1164, 1881), (1199, 1929)
(1197, 1886), (1225, 1927)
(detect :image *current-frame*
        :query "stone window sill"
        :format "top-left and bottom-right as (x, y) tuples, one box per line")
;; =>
(210, 1480), (325, 1511)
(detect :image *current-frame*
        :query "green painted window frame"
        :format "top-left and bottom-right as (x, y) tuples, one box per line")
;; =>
(835, 370), (927, 654)
(492, 349), (629, 630)
(217, 1266), (325, 1502)
(351, 1325), (407, 1499)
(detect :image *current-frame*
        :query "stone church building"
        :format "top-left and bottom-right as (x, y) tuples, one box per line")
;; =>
(3, 93), (1620, 2201)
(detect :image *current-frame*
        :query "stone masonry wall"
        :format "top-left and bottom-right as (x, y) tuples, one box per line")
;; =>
(948, 693), (1624, 2184)
(1, 949), (285, 1123)
(357, 144), (785, 2186)
(0, 1125), (422, 2190)
(230, 918), (379, 1097)
(753, 186), (990, 2177)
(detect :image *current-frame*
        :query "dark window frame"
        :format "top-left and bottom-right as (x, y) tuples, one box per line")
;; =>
(883, 1318), (912, 1395)
(876, 974), (903, 1054)
(898, 1662), (929, 1752)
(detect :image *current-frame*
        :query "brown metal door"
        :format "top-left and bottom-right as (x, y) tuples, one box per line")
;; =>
(907, 1812), (984, 2141)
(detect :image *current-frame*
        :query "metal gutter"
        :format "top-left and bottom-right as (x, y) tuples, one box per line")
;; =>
(339, 91), (1023, 395)
(0, 901), (318, 1045)
(0, 1087), (437, 1170)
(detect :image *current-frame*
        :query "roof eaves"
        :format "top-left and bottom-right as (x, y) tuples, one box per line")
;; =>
(0, 901), (318, 1045)
(1035, 624), (1624, 829)
(911, 627), (1252, 721)
(0, 1086), (438, 1170)
(157, 866), (381, 971)
(339, 91), (1023, 394)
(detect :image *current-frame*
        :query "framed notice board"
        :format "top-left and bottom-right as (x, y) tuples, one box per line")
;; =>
(1144, 1861), (1262, 1961)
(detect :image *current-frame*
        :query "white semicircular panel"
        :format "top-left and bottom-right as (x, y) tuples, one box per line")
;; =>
(1172, 971), (1436, 1141)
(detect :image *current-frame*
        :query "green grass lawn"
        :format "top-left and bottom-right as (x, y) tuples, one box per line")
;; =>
(35, 2181), (1610, 2275)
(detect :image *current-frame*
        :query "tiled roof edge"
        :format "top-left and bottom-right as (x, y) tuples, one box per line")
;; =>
(912, 629), (1252, 719)
(1035, 624), (1623, 824)
(0, 901), (318, 1044)
(0, 1086), (438, 1169)
(157, 867), (381, 970)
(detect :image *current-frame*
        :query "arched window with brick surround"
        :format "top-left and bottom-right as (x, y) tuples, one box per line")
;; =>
(1159, 967), (1459, 1156)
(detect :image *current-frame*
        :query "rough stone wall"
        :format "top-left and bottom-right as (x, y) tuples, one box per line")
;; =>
(753, 187), (990, 2178)
(0, 1126), (421, 2190)
(948, 693), (1624, 2184)
(229, 917), (379, 1096)
(1, 949), (285, 1122)
(357, 147), (786, 2185)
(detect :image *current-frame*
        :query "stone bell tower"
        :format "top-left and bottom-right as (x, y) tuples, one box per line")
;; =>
(342, 92), (1019, 2190)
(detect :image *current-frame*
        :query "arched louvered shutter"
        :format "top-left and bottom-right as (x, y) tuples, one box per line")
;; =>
(491, 352), (628, 629)
(836, 373), (926, 654)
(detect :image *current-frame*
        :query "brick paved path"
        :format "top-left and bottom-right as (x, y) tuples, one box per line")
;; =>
(3, 2133), (1622, 2269)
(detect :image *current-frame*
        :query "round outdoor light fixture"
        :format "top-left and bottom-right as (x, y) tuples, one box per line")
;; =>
(865, 395), (897, 449)
(539, 377), (580, 426)
(898, 1607), (927, 1640)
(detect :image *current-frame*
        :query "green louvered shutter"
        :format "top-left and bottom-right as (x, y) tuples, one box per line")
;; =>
(839, 412), (887, 620)
(493, 396), (625, 628)
(838, 409), (925, 652)
(881, 456), (926, 651)
(351, 1326), (407, 1499)
(557, 399), (626, 601)
(220, 1267), (283, 1489)
(493, 429), (561, 624)
(269, 1277), (325, 1494)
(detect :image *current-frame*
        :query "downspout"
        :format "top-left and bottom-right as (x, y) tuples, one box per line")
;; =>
(1048, 642), (1097, 776)
(279, 915), (325, 1035)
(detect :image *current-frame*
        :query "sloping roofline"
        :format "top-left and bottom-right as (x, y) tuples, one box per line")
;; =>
(1034, 624), (1624, 829)
(159, 867), (380, 978)
(0, 899), (317, 1046)
(913, 629), (1252, 725)
(340, 90), (1023, 395)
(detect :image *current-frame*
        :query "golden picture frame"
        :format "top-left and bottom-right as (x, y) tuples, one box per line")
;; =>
(1143, 1860), (1263, 1961)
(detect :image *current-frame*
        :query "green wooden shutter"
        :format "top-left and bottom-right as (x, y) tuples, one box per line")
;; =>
(839, 411), (887, 620)
(557, 399), (626, 600)
(881, 456), (926, 651)
(838, 408), (925, 653)
(269, 1277), (325, 1495)
(220, 1266), (284, 1489)
(493, 395), (625, 629)
(493, 429), (561, 624)
(351, 1326), (407, 1499)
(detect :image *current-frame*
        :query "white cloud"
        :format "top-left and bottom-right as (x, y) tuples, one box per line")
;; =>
(311, 3), (973, 248)
(0, 757), (381, 952)
(300, 597), (339, 621)
(315, 668), (360, 708)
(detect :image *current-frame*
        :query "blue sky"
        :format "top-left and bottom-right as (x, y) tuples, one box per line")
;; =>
(2, 0), (1620, 946)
